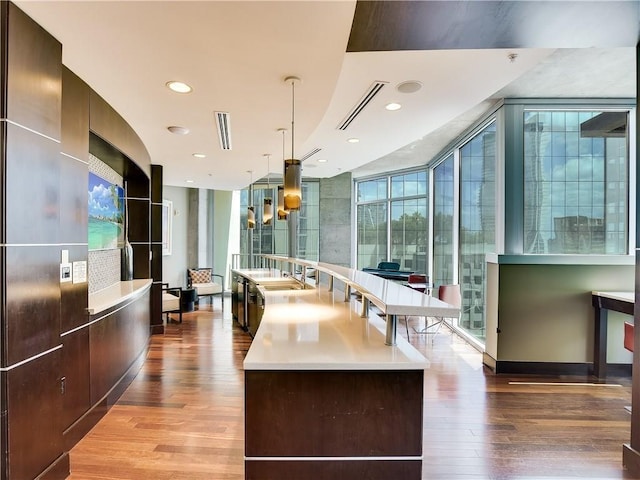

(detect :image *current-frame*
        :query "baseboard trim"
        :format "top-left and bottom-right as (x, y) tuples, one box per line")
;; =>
(494, 361), (632, 377)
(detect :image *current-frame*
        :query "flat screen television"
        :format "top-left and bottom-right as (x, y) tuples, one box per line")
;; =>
(88, 172), (125, 251)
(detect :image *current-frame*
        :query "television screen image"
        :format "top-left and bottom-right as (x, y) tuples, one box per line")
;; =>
(88, 172), (125, 250)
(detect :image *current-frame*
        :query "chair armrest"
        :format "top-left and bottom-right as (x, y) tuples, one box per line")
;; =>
(162, 286), (181, 298)
(212, 273), (224, 285)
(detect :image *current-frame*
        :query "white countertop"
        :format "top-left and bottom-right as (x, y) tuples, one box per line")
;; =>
(592, 291), (634, 303)
(313, 262), (458, 317)
(251, 258), (460, 318)
(233, 265), (429, 370)
(243, 286), (429, 371)
(88, 279), (152, 315)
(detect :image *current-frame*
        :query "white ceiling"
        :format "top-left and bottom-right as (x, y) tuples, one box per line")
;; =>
(14, 1), (637, 191)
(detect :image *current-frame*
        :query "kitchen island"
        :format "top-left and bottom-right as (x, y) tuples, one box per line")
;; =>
(236, 260), (458, 480)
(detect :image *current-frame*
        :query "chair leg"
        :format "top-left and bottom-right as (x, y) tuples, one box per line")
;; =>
(179, 310), (182, 323)
(404, 315), (409, 339)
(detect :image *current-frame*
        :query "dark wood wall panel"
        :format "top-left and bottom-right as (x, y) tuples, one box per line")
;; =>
(126, 165), (150, 199)
(60, 246), (88, 334)
(61, 67), (89, 161)
(5, 2), (61, 139)
(245, 370), (423, 457)
(89, 290), (150, 404)
(4, 246), (60, 366)
(3, 349), (64, 480)
(150, 164), (162, 204)
(245, 460), (421, 480)
(150, 282), (163, 334)
(5, 123), (60, 244)
(61, 328), (90, 431)
(132, 244), (151, 279)
(151, 244), (162, 281)
(128, 198), (150, 243)
(150, 203), (162, 243)
(59, 153), (88, 246)
(89, 90), (150, 172)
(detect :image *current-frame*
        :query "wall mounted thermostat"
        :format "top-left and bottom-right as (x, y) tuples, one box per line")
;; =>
(60, 263), (72, 283)
(60, 249), (72, 283)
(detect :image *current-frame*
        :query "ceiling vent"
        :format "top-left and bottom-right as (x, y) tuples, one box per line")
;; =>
(337, 81), (388, 131)
(214, 111), (232, 150)
(300, 147), (322, 162)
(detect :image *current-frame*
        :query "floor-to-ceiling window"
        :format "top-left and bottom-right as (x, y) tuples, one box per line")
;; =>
(352, 102), (632, 349)
(356, 177), (388, 269)
(390, 171), (428, 271)
(459, 122), (496, 340)
(523, 110), (629, 254)
(356, 171), (428, 270)
(433, 155), (455, 288)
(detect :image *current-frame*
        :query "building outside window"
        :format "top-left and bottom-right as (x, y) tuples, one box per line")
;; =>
(523, 110), (629, 254)
(351, 103), (632, 349)
(356, 177), (388, 269)
(432, 155), (455, 288)
(239, 181), (320, 264)
(459, 122), (496, 340)
(356, 171), (428, 270)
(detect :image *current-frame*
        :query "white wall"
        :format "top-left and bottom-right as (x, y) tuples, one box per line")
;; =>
(162, 186), (189, 288)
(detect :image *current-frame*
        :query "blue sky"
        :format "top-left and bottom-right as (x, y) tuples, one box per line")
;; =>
(88, 173), (122, 218)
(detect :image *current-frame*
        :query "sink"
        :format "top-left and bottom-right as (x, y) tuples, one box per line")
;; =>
(259, 281), (303, 291)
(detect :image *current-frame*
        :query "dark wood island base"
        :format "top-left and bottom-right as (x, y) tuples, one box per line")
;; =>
(245, 369), (424, 480)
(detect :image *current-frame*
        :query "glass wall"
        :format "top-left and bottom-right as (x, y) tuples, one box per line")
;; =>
(432, 155), (455, 288)
(354, 102), (633, 348)
(523, 110), (629, 254)
(459, 123), (496, 339)
(356, 177), (388, 269)
(239, 181), (320, 262)
(356, 171), (428, 270)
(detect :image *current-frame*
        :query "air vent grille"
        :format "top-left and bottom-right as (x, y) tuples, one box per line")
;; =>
(337, 81), (388, 131)
(300, 148), (322, 162)
(214, 111), (232, 150)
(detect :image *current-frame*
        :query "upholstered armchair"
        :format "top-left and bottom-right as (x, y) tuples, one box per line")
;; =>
(162, 284), (183, 323)
(187, 267), (224, 308)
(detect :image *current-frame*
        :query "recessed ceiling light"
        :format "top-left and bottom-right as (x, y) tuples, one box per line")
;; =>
(167, 126), (189, 135)
(166, 81), (192, 93)
(397, 80), (422, 94)
(192, 153), (206, 158)
(347, 138), (360, 143)
(385, 102), (402, 111)
(317, 158), (327, 163)
(186, 179), (194, 184)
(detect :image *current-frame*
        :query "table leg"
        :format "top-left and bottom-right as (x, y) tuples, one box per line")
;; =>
(385, 314), (397, 346)
(594, 305), (608, 378)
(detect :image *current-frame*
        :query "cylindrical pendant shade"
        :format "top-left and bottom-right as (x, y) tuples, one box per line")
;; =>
(277, 185), (287, 220)
(263, 198), (273, 225)
(284, 158), (302, 211)
(247, 206), (255, 229)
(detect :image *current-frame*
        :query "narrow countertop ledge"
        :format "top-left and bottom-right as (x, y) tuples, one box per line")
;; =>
(88, 279), (152, 315)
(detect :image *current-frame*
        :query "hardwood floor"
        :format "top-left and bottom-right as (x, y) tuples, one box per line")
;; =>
(68, 301), (637, 479)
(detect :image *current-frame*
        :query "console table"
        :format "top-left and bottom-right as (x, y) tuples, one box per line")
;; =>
(592, 291), (634, 378)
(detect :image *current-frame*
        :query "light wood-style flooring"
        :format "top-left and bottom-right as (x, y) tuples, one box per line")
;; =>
(68, 299), (637, 479)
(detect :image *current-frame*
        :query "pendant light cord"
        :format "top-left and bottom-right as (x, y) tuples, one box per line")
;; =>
(291, 79), (295, 159)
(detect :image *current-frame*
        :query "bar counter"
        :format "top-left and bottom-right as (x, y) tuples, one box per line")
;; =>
(87, 279), (152, 315)
(238, 266), (430, 480)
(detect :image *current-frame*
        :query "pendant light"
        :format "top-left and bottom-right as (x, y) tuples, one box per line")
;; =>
(283, 76), (302, 211)
(277, 128), (288, 220)
(263, 154), (273, 225)
(247, 170), (255, 229)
